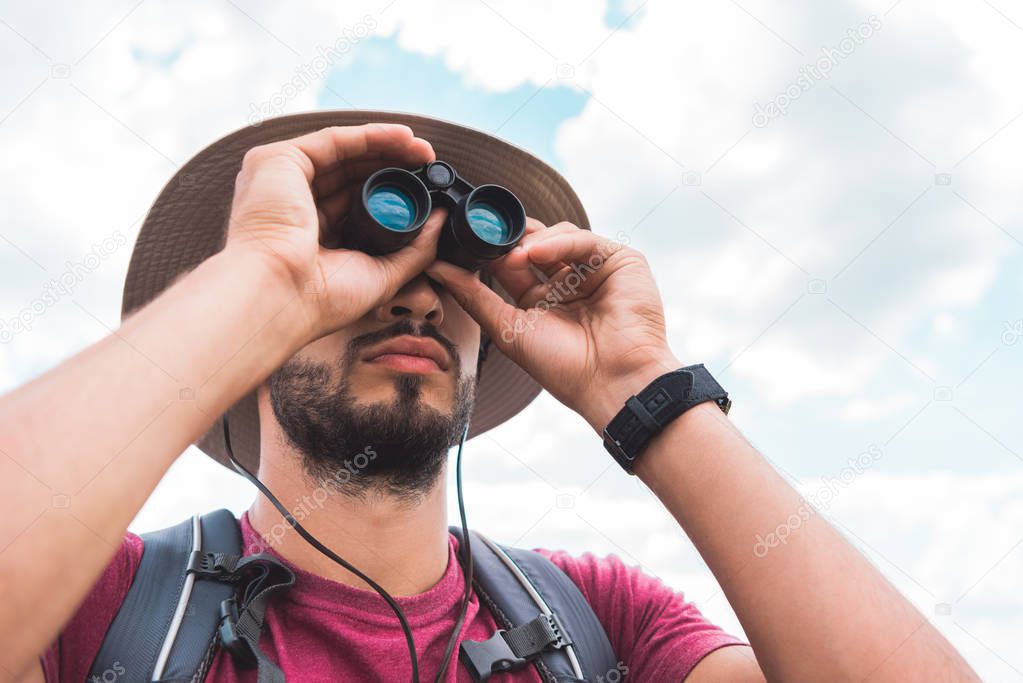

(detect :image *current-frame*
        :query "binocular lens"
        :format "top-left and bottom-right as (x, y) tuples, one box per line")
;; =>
(466, 201), (511, 244)
(366, 185), (417, 231)
(334, 161), (526, 268)
(333, 168), (431, 254)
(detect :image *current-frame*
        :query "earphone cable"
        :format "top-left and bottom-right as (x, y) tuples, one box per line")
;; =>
(222, 416), (422, 683)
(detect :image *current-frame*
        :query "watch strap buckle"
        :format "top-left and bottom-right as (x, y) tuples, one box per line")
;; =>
(601, 364), (728, 474)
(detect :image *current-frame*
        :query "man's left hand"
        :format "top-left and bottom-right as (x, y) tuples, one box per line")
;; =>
(426, 221), (680, 433)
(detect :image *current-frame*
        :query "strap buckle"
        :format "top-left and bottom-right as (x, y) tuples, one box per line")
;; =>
(217, 597), (257, 667)
(460, 613), (572, 682)
(187, 550), (240, 579)
(461, 630), (525, 681)
(601, 427), (633, 468)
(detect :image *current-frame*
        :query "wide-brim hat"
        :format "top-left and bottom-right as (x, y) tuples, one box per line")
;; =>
(120, 110), (589, 475)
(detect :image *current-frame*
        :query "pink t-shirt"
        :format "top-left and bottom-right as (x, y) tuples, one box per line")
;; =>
(42, 514), (743, 681)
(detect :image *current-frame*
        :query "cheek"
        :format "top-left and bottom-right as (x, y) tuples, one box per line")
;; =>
(443, 308), (481, 369)
(298, 331), (355, 365)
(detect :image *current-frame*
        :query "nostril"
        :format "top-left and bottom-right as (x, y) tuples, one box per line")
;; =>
(390, 305), (412, 317)
(425, 310), (438, 322)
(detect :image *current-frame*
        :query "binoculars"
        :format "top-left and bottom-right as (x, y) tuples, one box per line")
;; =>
(330, 160), (526, 270)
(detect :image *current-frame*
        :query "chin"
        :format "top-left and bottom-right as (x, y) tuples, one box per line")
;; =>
(351, 372), (455, 411)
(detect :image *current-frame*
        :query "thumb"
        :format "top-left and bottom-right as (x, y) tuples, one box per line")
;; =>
(371, 208), (447, 296)
(426, 261), (523, 351)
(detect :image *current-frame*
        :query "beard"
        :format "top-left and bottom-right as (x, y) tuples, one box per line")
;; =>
(268, 319), (476, 501)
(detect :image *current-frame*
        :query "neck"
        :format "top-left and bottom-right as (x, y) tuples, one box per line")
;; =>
(248, 440), (451, 598)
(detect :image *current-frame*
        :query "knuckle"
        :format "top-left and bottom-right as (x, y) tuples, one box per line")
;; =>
(322, 124), (355, 140)
(242, 142), (305, 171)
(550, 221), (580, 232)
(616, 246), (648, 267)
(378, 257), (410, 289)
(626, 244), (647, 260)
(234, 198), (311, 229)
(241, 143), (276, 168)
(366, 121), (409, 136)
(440, 278), (472, 309)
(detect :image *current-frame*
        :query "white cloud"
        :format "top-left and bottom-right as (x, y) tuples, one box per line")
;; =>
(839, 392), (917, 421)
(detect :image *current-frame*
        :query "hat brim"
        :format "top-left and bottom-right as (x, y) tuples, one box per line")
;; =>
(120, 109), (589, 475)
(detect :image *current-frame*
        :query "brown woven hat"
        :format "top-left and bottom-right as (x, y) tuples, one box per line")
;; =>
(120, 110), (589, 475)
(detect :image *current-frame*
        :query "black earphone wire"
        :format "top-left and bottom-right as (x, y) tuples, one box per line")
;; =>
(221, 414), (475, 683)
(433, 424), (474, 680)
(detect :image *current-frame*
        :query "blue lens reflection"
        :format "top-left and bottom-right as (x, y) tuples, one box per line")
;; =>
(367, 185), (416, 231)
(466, 202), (509, 243)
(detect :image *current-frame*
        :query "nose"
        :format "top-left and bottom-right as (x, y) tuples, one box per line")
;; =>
(374, 274), (444, 326)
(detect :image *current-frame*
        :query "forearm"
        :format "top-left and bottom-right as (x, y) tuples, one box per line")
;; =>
(382, 201), (974, 679)
(0, 249), (310, 676)
(629, 398), (976, 681)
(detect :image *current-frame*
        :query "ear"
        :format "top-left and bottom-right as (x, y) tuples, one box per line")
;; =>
(476, 268), (494, 377)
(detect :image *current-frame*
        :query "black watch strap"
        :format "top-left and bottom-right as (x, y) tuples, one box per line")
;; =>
(602, 364), (730, 474)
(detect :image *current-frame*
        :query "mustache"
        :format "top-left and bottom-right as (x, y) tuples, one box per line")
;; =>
(346, 318), (460, 371)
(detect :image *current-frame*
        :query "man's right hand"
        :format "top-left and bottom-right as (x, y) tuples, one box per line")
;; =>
(0, 123), (447, 681)
(225, 123), (444, 342)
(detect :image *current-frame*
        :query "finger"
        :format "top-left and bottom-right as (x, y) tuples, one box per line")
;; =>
(317, 206), (329, 239)
(426, 260), (523, 351)
(370, 208), (448, 298)
(317, 156), (427, 236)
(523, 232), (627, 302)
(497, 217), (548, 270)
(486, 247), (543, 303)
(312, 154), (422, 199)
(317, 184), (362, 235)
(518, 221), (583, 251)
(514, 264), (580, 309)
(490, 217), (559, 292)
(524, 216), (548, 236)
(311, 154), (385, 198)
(293, 123), (434, 172)
(230, 149), (318, 233)
(514, 220), (580, 278)
(531, 258), (564, 280)
(525, 225), (617, 266)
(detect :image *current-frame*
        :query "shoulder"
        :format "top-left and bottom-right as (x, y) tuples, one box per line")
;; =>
(40, 532), (144, 682)
(533, 547), (748, 680)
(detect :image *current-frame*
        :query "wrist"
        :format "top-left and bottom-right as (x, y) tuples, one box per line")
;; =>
(630, 401), (726, 481)
(210, 247), (317, 351)
(581, 351), (682, 434)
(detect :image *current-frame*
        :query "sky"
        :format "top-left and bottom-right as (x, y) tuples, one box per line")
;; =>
(0, 0), (1021, 678)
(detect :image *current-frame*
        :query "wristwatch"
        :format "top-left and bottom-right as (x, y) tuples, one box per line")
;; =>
(602, 364), (730, 474)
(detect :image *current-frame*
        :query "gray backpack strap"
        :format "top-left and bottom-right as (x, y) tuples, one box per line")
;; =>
(451, 528), (618, 683)
(89, 509), (293, 683)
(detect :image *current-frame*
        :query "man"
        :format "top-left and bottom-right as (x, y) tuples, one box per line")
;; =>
(0, 112), (977, 682)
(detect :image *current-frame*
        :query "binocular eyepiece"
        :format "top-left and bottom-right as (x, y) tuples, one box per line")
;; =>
(331, 160), (526, 270)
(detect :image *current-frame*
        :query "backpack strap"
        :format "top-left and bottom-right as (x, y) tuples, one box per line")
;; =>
(89, 510), (295, 683)
(450, 528), (618, 683)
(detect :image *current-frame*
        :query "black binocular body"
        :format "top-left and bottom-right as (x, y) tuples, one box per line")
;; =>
(332, 160), (526, 270)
